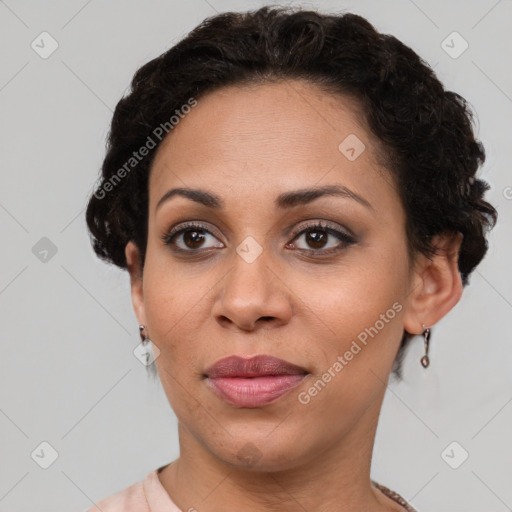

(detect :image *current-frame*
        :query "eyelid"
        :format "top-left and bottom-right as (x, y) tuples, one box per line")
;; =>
(288, 219), (354, 240)
(163, 220), (223, 241)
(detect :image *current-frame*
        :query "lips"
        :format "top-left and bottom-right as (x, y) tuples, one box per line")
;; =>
(204, 355), (309, 408)
(204, 355), (308, 378)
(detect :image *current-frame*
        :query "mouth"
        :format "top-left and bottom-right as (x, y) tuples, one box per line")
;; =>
(204, 355), (309, 408)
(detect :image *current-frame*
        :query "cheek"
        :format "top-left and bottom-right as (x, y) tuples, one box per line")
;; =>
(292, 249), (408, 404)
(141, 256), (197, 360)
(295, 281), (405, 432)
(143, 266), (207, 416)
(298, 249), (406, 342)
(141, 250), (226, 388)
(142, 242), (202, 329)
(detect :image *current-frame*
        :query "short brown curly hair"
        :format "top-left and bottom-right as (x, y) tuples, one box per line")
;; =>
(85, 6), (497, 379)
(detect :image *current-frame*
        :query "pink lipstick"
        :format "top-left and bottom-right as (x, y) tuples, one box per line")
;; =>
(204, 355), (308, 408)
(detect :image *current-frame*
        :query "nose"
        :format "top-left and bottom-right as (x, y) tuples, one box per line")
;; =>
(212, 246), (293, 332)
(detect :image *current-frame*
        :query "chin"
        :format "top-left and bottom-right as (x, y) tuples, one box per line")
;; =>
(205, 433), (307, 473)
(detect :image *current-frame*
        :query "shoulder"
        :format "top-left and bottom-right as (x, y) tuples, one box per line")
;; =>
(85, 478), (148, 512)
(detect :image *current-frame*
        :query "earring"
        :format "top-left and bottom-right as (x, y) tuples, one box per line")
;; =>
(420, 323), (430, 368)
(139, 324), (149, 346)
(138, 325), (158, 379)
(139, 324), (152, 365)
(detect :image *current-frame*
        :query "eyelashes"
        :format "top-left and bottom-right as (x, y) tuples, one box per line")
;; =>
(161, 221), (223, 252)
(285, 221), (356, 255)
(160, 220), (356, 257)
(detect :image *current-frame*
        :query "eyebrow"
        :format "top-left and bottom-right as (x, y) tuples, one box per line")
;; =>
(155, 184), (373, 212)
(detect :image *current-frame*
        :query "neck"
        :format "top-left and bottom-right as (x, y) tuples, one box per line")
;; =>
(158, 395), (402, 512)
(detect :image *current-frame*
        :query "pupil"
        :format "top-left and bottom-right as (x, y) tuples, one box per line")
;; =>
(184, 230), (205, 248)
(307, 231), (326, 249)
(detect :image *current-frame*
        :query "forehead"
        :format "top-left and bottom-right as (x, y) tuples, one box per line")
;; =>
(148, 79), (397, 217)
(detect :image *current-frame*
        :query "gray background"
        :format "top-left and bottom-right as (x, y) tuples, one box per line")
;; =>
(0, 0), (510, 511)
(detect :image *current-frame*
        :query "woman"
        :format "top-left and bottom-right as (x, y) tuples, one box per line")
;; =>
(85, 5), (497, 511)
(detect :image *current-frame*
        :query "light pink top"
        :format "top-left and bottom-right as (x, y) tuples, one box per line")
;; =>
(87, 465), (180, 512)
(87, 465), (418, 511)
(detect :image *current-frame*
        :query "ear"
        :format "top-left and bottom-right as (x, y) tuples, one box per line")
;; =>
(403, 232), (464, 335)
(125, 241), (146, 327)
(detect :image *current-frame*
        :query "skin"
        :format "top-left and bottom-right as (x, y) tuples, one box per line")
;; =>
(125, 79), (463, 512)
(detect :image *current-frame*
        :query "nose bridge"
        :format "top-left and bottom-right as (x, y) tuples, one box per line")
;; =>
(214, 234), (291, 329)
(229, 234), (274, 298)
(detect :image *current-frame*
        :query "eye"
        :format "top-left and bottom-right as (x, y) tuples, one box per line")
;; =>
(161, 220), (356, 256)
(286, 221), (356, 255)
(160, 222), (224, 252)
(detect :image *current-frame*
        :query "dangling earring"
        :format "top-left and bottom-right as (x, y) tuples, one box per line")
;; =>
(139, 324), (149, 346)
(139, 324), (152, 366)
(420, 323), (430, 368)
(138, 325), (159, 379)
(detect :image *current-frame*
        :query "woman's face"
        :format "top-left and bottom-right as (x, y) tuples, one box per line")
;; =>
(127, 80), (429, 470)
